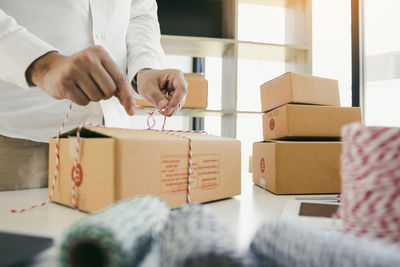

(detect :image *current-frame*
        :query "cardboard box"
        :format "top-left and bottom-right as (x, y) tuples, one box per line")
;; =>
(135, 73), (208, 109)
(48, 127), (240, 212)
(263, 105), (362, 140)
(252, 141), (342, 194)
(260, 72), (341, 112)
(249, 156), (253, 173)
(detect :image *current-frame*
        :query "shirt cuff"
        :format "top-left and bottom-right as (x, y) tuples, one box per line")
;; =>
(0, 28), (58, 89)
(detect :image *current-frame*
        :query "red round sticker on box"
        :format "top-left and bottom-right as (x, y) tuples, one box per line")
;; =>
(269, 118), (275, 130)
(260, 158), (265, 173)
(71, 163), (83, 187)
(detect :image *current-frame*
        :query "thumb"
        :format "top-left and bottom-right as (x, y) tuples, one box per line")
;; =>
(147, 86), (169, 111)
(116, 81), (136, 115)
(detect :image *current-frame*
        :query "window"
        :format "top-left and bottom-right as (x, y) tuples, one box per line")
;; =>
(363, 0), (400, 126)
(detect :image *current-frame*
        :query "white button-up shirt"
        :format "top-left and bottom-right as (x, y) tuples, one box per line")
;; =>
(0, 0), (164, 142)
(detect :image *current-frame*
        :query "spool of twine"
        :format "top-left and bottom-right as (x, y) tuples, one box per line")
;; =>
(338, 122), (400, 242)
(59, 195), (170, 267)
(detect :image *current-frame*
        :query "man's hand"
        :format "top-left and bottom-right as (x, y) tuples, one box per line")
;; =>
(26, 46), (135, 115)
(136, 69), (188, 116)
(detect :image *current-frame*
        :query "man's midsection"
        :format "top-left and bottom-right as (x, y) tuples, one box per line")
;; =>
(0, 134), (48, 191)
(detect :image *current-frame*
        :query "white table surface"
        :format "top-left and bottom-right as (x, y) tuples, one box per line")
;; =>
(0, 173), (339, 266)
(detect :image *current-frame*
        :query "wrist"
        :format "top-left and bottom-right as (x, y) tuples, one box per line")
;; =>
(26, 51), (62, 86)
(132, 68), (151, 94)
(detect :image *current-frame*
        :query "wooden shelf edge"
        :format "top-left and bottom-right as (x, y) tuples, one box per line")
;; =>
(238, 0), (290, 7)
(238, 40), (310, 61)
(161, 35), (235, 43)
(238, 40), (309, 51)
(236, 110), (263, 114)
(134, 108), (236, 117)
(161, 35), (236, 58)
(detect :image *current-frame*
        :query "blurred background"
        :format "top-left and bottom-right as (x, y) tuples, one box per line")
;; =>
(129, 0), (399, 172)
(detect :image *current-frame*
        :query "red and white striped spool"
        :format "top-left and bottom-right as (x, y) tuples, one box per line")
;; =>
(11, 102), (204, 213)
(338, 122), (400, 242)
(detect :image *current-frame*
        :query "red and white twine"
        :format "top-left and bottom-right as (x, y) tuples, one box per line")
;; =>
(149, 128), (205, 203)
(11, 101), (204, 213)
(10, 102), (74, 213)
(338, 122), (400, 242)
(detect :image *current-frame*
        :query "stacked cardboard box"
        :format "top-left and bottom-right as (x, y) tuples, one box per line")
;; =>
(252, 72), (362, 194)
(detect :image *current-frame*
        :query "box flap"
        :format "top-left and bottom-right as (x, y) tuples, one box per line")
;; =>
(255, 140), (275, 144)
(256, 140), (342, 144)
(274, 140), (342, 144)
(87, 127), (238, 142)
(58, 127), (110, 138)
(259, 72), (290, 87)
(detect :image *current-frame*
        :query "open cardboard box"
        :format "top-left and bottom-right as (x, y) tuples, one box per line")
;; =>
(252, 141), (342, 194)
(260, 72), (341, 113)
(48, 127), (241, 212)
(263, 104), (362, 140)
(135, 73), (208, 109)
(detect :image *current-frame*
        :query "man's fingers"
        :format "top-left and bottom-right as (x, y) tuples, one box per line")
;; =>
(99, 48), (135, 115)
(166, 76), (187, 116)
(147, 86), (169, 112)
(135, 68), (189, 116)
(66, 84), (91, 106)
(167, 88), (186, 115)
(75, 72), (104, 102)
(89, 65), (117, 99)
(115, 86), (136, 115)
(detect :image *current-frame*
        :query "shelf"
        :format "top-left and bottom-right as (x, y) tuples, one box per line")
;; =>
(161, 35), (235, 58)
(236, 110), (263, 114)
(189, 109), (236, 117)
(134, 108), (235, 117)
(135, 108), (263, 117)
(153, 0), (312, 137)
(238, 41), (309, 61)
(238, 0), (291, 7)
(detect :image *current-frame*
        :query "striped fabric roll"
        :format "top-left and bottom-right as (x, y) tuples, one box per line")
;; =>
(339, 122), (400, 241)
(59, 195), (170, 267)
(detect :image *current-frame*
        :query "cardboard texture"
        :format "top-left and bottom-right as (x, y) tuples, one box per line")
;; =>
(48, 127), (241, 212)
(263, 104), (362, 140)
(135, 73), (208, 109)
(252, 141), (342, 194)
(260, 72), (341, 112)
